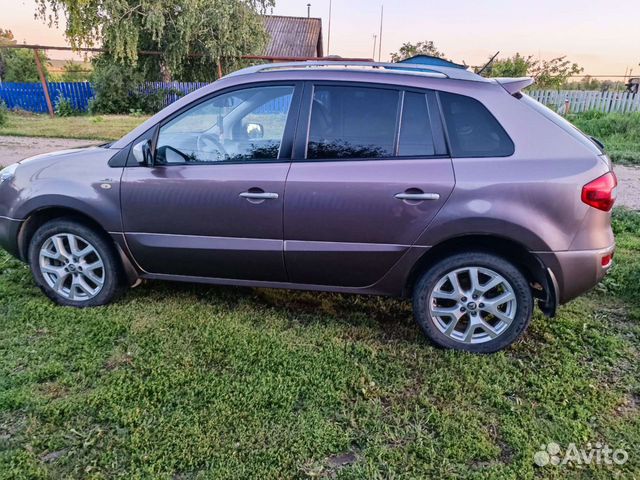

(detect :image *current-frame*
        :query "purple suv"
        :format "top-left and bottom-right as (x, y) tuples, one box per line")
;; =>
(0, 62), (617, 352)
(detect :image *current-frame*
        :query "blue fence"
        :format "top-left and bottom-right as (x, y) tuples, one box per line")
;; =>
(0, 81), (292, 114)
(0, 82), (95, 113)
(134, 81), (210, 109)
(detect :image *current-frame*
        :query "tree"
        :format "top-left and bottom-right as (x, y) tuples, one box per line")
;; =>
(390, 41), (445, 63)
(530, 56), (584, 90)
(34, 0), (274, 80)
(0, 29), (16, 81)
(484, 53), (583, 89)
(0, 29), (49, 82)
(563, 76), (624, 92)
(60, 61), (91, 82)
(484, 53), (529, 78)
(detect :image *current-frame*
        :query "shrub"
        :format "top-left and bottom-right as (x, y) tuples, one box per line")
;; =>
(0, 100), (7, 126)
(569, 111), (640, 165)
(54, 94), (77, 117)
(89, 60), (184, 115)
(89, 62), (145, 115)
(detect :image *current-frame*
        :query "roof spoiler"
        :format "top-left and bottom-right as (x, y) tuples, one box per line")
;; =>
(494, 77), (534, 95)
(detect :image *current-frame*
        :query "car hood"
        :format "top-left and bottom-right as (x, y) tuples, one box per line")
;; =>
(18, 145), (106, 167)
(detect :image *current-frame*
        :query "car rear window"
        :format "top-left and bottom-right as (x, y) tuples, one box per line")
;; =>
(439, 92), (514, 158)
(307, 86), (399, 159)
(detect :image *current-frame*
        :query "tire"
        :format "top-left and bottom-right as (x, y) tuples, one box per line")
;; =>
(28, 218), (124, 307)
(412, 252), (533, 353)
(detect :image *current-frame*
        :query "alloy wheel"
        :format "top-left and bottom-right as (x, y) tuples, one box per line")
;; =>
(428, 266), (517, 344)
(38, 233), (105, 301)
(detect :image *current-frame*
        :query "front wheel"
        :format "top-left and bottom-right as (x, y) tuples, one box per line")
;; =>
(28, 219), (124, 307)
(412, 252), (533, 353)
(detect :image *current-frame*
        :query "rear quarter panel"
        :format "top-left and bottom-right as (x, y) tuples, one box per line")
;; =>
(416, 83), (610, 253)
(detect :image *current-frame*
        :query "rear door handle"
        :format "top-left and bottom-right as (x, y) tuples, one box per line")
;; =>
(394, 192), (440, 201)
(239, 192), (279, 200)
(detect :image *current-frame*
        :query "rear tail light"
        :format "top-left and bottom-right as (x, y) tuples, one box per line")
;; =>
(601, 253), (614, 268)
(581, 171), (617, 212)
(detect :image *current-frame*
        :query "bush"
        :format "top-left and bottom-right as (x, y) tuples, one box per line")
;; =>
(89, 61), (184, 115)
(54, 94), (77, 117)
(0, 100), (7, 126)
(569, 111), (640, 165)
(89, 62), (146, 114)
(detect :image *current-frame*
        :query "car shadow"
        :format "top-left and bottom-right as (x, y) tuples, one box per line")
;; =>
(124, 279), (424, 345)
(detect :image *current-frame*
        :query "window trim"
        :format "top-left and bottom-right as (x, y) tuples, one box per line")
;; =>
(436, 90), (515, 159)
(124, 81), (303, 167)
(293, 81), (449, 163)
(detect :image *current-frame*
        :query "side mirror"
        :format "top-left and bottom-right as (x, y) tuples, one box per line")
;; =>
(132, 139), (154, 166)
(245, 122), (264, 140)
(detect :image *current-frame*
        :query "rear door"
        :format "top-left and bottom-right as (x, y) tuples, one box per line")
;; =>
(283, 83), (455, 287)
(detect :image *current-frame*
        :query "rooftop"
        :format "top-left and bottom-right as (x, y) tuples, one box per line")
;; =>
(263, 15), (323, 58)
(227, 60), (489, 83)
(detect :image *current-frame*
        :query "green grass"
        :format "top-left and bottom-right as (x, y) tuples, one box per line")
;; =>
(0, 112), (148, 141)
(1, 211), (639, 478)
(569, 111), (640, 165)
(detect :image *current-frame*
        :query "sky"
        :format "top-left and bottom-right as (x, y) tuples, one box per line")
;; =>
(1, 0), (639, 78)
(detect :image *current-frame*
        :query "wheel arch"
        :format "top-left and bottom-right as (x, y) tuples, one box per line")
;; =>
(18, 206), (139, 285)
(404, 234), (557, 317)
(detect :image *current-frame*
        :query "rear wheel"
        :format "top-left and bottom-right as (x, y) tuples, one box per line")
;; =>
(412, 252), (533, 353)
(28, 219), (124, 307)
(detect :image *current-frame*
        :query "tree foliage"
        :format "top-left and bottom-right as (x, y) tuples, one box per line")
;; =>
(390, 41), (445, 63)
(0, 29), (49, 82)
(562, 76), (625, 92)
(484, 53), (584, 89)
(34, 0), (274, 80)
(60, 61), (91, 82)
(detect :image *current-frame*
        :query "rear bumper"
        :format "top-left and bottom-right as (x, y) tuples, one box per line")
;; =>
(0, 216), (22, 259)
(537, 245), (615, 305)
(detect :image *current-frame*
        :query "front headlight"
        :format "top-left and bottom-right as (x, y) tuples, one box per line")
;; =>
(0, 163), (18, 183)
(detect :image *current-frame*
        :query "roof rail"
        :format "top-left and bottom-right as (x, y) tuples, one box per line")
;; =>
(226, 60), (489, 82)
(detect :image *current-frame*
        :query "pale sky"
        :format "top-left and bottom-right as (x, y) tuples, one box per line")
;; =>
(1, 0), (638, 77)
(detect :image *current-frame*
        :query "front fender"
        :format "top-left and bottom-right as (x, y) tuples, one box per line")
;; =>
(6, 147), (123, 232)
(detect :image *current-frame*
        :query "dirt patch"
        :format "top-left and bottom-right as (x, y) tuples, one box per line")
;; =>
(614, 165), (640, 211)
(0, 135), (99, 167)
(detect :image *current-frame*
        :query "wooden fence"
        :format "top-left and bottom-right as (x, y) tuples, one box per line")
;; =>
(1, 81), (639, 115)
(528, 90), (640, 114)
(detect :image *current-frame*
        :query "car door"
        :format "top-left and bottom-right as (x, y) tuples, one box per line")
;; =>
(120, 83), (301, 281)
(283, 83), (455, 287)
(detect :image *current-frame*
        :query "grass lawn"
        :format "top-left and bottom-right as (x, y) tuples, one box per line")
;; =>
(0, 209), (639, 479)
(570, 111), (640, 166)
(0, 113), (149, 142)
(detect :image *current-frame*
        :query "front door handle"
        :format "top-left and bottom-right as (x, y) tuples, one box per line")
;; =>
(394, 192), (440, 201)
(239, 191), (279, 200)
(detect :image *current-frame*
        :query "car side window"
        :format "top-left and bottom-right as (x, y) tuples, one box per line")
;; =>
(398, 92), (436, 156)
(439, 91), (514, 157)
(156, 85), (294, 164)
(307, 85), (399, 160)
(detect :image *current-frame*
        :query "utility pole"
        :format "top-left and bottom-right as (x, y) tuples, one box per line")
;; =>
(378, 5), (384, 62)
(33, 49), (54, 118)
(327, 0), (332, 55)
